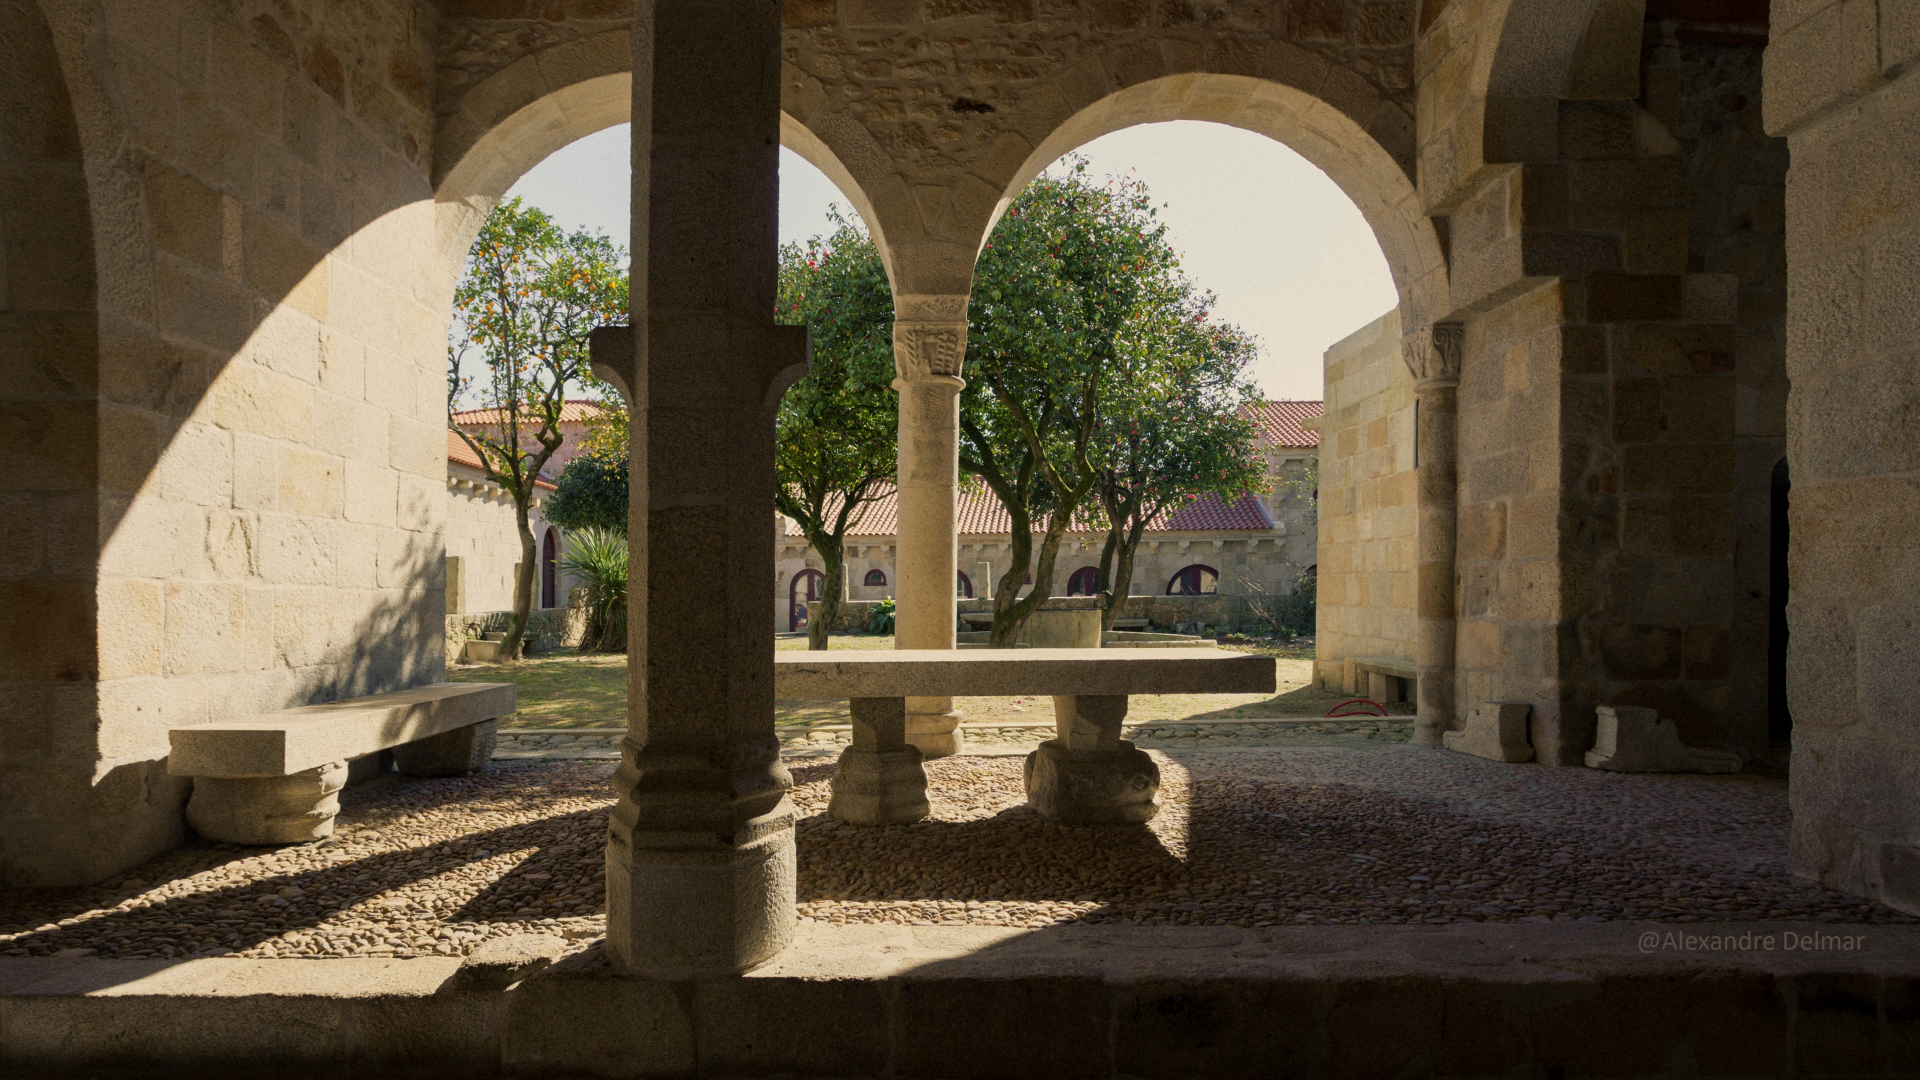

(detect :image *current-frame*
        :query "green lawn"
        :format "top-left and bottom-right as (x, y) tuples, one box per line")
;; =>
(452, 634), (1403, 730)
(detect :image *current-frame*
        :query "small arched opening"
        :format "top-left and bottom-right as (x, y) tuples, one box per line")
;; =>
(789, 568), (825, 633)
(1067, 567), (1101, 597)
(1167, 565), (1219, 596)
(957, 571), (974, 599)
(863, 568), (888, 587)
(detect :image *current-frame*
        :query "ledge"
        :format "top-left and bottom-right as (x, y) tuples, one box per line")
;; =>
(3, 921), (1914, 1076)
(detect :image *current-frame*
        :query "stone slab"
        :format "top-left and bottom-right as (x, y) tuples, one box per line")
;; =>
(774, 648), (1275, 698)
(3, 923), (1916, 1077)
(169, 683), (517, 778)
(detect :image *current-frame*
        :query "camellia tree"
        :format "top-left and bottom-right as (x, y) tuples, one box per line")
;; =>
(448, 197), (627, 660)
(1088, 297), (1268, 630)
(545, 448), (629, 535)
(774, 212), (898, 649)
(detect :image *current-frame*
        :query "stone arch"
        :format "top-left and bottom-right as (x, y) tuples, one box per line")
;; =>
(431, 33), (900, 289)
(975, 72), (1447, 329)
(1478, 0), (1647, 163)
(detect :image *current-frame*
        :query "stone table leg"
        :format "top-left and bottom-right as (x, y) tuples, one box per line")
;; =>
(186, 760), (349, 845)
(1024, 695), (1160, 826)
(829, 697), (931, 825)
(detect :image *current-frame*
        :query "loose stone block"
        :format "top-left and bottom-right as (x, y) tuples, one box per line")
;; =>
(451, 933), (568, 991)
(829, 698), (931, 825)
(1024, 739), (1161, 826)
(392, 719), (496, 777)
(186, 760), (348, 845)
(1443, 702), (1534, 763)
(1584, 705), (1741, 774)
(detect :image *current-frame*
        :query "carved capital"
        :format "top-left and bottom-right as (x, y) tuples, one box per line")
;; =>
(893, 320), (967, 381)
(1401, 321), (1464, 387)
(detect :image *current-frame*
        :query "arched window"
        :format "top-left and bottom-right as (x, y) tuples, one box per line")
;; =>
(957, 571), (973, 598)
(789, 568), (825, 632)
(863, 568), (887, 587)
(1166, 564), (1218, 596)
(541, 528), (558, 608)
(1067, 567), (1100, 596)
(1023, 569), (1033, 585)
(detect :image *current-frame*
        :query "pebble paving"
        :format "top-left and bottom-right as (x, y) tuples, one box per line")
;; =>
(3, 746), (1909, 961)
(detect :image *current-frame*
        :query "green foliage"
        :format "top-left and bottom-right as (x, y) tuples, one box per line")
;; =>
(1244, 570), (1317, 638)
(963, 156), (1266, 644)
(448, 197), (628, 658)
(774, 209), (898, 650)
(558, 527), (629, 653)
(866, 598), (896, 635)
(546, 449), (629, 534)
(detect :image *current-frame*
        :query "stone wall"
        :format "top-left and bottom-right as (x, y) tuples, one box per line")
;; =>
(444, 480), (575, 615)
(1766, 0), (1920, 915)
(2, 0), (451, 887)
(1312, 308), (1414, 693)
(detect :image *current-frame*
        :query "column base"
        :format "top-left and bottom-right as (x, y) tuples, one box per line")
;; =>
(1023, 740), (1160, 826)
(828, 745), (932, 825)
(906, 705), (964, 758)
(1412, 719), (1448, 748)
(393, 719), (497, 776)
(605, 735), (797, 978)
(186, 760), (348, 845)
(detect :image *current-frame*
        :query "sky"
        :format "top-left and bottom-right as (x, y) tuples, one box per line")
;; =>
(503, 121), (1397, 402)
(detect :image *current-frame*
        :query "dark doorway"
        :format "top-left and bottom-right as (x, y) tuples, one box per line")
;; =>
(541, 529), (558, 608)
(1768, 458), (1792, 739)
(790, 568), (825, 632)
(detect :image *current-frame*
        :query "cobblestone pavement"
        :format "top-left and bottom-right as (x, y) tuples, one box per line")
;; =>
(3, 747), (1907, 960)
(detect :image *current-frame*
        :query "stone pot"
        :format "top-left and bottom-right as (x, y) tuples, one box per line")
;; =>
(1013, 596), (1104, 648)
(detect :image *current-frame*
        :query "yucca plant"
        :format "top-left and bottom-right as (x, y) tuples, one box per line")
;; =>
(559, 527), (628, 652)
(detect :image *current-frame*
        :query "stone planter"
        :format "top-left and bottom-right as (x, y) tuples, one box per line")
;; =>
(961, 596), (1103, 648)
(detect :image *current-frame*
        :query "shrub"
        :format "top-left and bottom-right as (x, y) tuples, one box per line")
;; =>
(559, 527), (628, 652)
(866, 598), (896, 635)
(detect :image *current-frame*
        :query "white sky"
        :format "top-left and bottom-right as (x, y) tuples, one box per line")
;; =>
(504, 121), (1397, 402)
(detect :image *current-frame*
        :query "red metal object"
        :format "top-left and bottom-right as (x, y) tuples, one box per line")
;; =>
(1326, 699), (1389, 718)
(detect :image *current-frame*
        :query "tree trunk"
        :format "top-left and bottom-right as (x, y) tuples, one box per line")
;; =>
(992, 505), (1072, 647)
(501, 498), (537, 662)
(1106, 518), (1146, 632)
(988, 525), (1032, 649)
(808, 535), (843, 651)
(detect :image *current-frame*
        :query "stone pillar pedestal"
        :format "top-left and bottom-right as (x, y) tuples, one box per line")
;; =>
(604, 0), (805, 980)
(829, 698), (932, 825)
(1403, 324), (1462, 748)
(1024, 694), (1160, 825)
(893, 298), (970, 759)
(186, 760), (348, 845)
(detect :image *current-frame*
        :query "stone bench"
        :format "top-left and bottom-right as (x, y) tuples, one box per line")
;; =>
(168, 683), (516, 845)
(774, 648), (1274, 826)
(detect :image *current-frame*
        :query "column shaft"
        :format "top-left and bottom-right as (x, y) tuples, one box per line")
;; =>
(1404, 322), (1463, 748)
(605, 0), (804, 978)
(892, 300), (969, 757)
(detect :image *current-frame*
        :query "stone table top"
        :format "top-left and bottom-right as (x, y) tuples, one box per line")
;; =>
(773, 648), (1275, 698)
(168, 683), (516, 779)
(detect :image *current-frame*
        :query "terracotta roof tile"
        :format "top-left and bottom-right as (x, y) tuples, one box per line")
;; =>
(447, 429), (557, 490)
(451, 398), (611, 426)
(784, 484), (1272, 538)
(1250, 400), (1322, 448)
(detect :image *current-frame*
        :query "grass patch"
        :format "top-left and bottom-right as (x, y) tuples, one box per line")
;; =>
(448, 647), (626, 730)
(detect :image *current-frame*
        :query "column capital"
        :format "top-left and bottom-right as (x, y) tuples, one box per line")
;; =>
(1401, 321), (1464, 388)
(893, 320), (968, 382)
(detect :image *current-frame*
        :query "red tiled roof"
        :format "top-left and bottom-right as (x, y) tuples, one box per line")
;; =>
(1251, 400), (1321, 448)
(447, 430), (557, 490)
(783, 485), (1273, 538)
(451, 399), (611, 426)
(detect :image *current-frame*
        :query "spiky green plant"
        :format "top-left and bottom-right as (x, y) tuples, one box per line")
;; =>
(559, 527), (628, 652)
